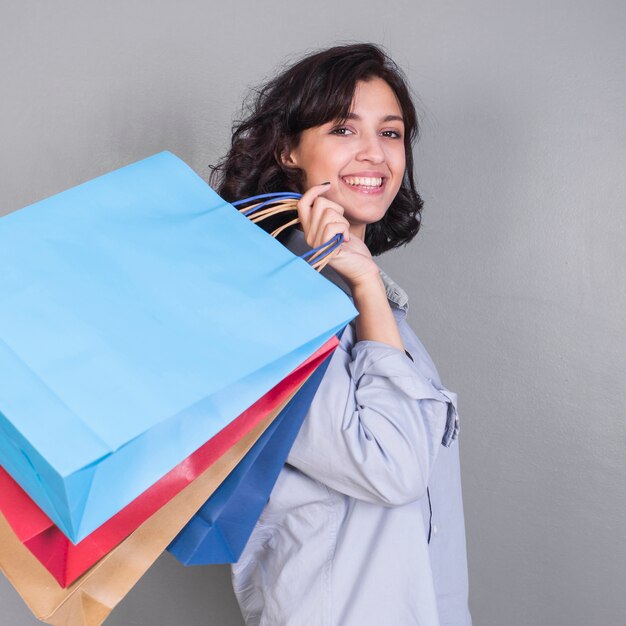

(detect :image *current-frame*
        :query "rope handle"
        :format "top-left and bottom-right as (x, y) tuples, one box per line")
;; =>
(233, 192), (343, 272)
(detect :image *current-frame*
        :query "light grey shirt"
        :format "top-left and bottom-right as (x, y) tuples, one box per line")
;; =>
(232, 231), (471, 626)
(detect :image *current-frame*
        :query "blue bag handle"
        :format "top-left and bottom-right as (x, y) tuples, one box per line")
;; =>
(234, 192), (344, 270)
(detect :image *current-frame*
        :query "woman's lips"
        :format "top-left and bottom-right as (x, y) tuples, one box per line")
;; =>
(340, 176), (386, 194)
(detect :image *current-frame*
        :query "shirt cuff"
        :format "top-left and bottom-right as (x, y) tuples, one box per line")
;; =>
(350, 340), (459, 448)
(350, 341), (460, 447)
(437, 385), (460, 447)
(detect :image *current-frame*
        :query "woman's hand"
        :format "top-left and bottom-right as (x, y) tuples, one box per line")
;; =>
(297, 183), (405, 352)
(297, 183), (380, 289)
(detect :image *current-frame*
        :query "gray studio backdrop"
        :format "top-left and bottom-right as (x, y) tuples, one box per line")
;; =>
(1, 1), (624, 625)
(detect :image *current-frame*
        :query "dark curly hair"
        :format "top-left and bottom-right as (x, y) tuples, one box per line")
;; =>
(211, 43), (423, 256)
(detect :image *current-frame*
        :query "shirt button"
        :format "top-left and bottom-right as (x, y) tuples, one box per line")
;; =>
(432, 524), (439, 535)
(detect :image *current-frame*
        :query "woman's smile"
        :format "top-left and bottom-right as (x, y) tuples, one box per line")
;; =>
(340, 172), (387, 194)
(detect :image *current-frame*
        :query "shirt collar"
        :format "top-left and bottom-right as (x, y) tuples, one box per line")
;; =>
(378, 268), (410, 313)
(282, 229), (410, 314)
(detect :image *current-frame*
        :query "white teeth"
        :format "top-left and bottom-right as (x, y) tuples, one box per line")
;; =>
(343, 176), (383, 188)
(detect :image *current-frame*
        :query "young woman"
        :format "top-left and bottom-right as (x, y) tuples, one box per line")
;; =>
(213, 43), (471, 626)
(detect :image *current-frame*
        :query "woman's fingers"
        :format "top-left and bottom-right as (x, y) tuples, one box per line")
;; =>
(320, 220), (350, 249)
(297, 183), (331, 233)
(309, 203), (346, 246)
(297, 184), (350, 248)
(309, 205), (350, 248)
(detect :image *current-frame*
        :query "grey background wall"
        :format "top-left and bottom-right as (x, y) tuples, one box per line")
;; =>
(1, 1), (624, 625)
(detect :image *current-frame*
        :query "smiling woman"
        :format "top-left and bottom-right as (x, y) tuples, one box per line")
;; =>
(211, 43), (471, 626)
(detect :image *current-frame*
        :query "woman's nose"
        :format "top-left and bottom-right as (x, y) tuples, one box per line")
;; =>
(356, 134), (385, 163)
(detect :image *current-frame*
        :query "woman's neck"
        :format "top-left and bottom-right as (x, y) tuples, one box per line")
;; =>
(349, 223), (366, 241)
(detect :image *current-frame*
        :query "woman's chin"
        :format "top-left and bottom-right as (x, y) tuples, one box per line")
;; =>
(345, 208), (388, 228)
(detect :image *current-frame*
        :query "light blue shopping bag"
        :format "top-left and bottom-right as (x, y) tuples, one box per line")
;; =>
(0, 152), (356, 543)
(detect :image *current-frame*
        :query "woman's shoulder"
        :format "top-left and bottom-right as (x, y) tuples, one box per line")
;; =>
(280, 227), (445, 384)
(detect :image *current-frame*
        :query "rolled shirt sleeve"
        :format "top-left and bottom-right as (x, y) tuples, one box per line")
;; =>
(287, 328), (459, 507)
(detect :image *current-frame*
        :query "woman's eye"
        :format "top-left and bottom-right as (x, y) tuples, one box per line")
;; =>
(330, 127), (353, 136)
(382, 130), (403, 139)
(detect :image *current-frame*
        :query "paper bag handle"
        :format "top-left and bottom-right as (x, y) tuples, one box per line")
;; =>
(233, 192), (343, 272)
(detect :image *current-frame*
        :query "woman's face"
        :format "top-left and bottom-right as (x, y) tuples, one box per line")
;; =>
(284, 77), (406, 239)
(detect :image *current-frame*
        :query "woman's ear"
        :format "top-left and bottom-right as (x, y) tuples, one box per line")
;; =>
(278, 142), (299, 168)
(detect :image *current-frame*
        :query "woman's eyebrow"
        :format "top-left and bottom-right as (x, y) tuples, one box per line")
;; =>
(346, 112), (404, 123)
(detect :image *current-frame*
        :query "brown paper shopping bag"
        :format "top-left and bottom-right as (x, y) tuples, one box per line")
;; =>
(0, 383), (301, 626)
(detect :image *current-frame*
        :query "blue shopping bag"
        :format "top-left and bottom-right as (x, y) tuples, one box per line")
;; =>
(0, 152), (356, 543)
(168, 348), (332, 565)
